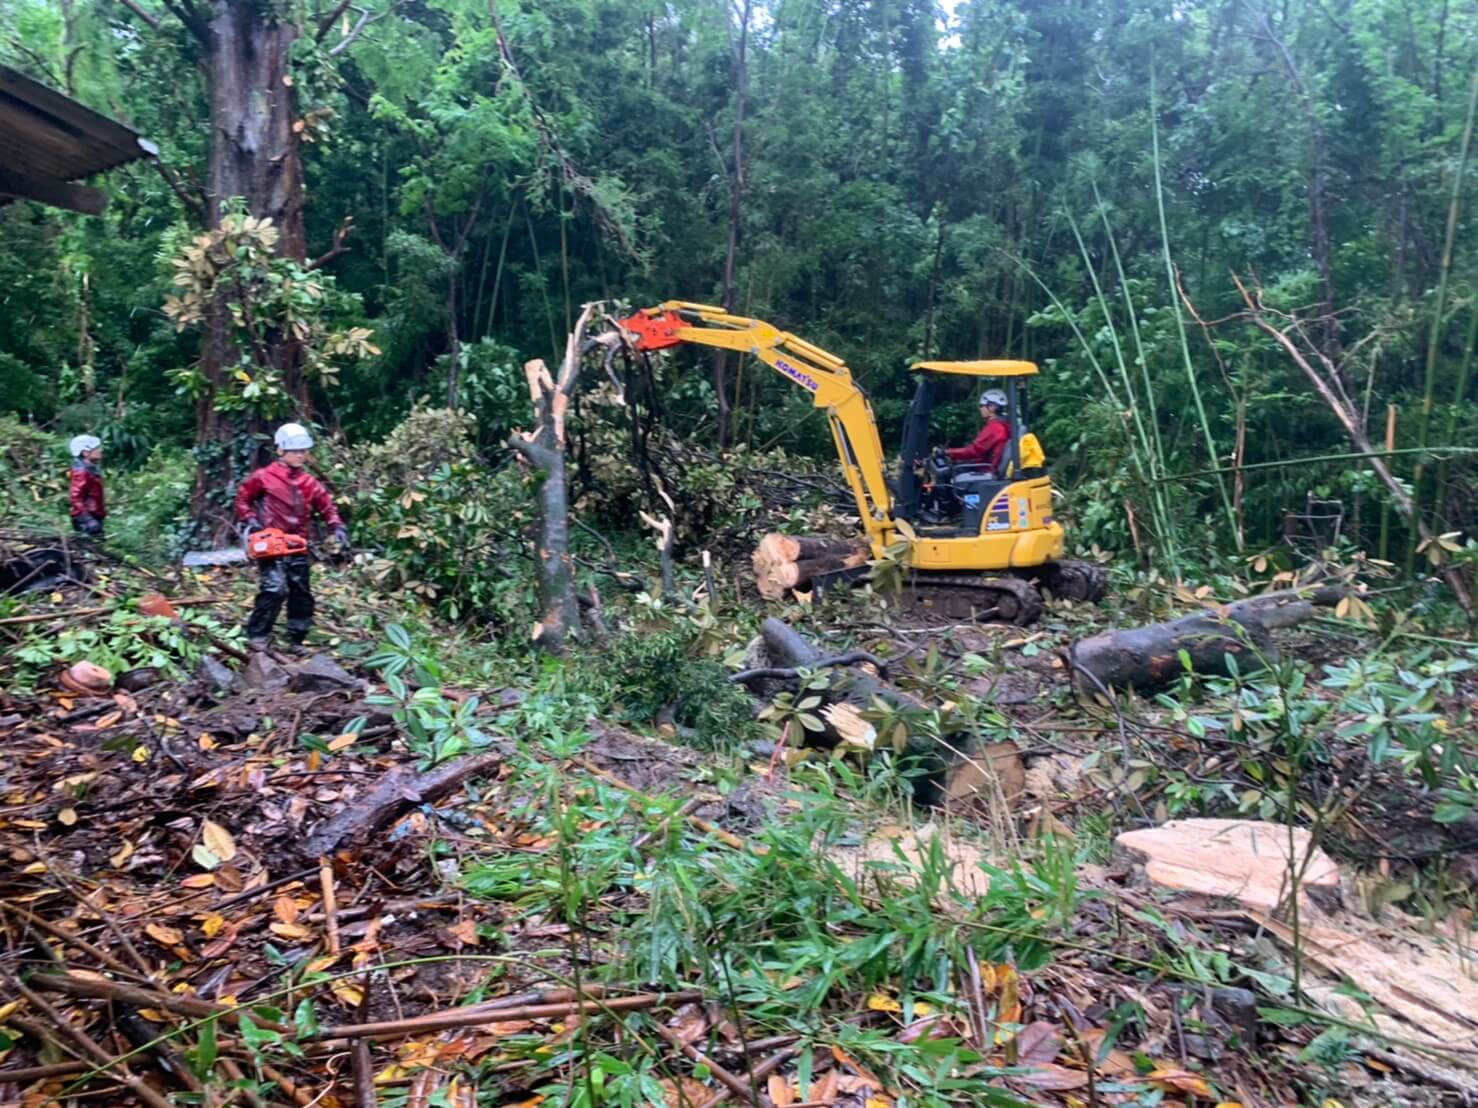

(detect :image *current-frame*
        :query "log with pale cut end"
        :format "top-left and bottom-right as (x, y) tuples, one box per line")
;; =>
(775, 534), (865, 562)
(756, 532), (793, 565)
(771, 549), (869, 590)
(752, 534), (870, 600)
(1070, 585), (1345, 695)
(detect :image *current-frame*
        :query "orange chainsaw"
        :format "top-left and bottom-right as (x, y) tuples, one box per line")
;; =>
(245, 527), (308, 560)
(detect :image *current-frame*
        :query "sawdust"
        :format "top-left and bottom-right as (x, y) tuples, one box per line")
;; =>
(833, 821), (994, 898)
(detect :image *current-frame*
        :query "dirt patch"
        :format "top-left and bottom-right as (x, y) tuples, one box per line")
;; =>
(583, 718), (703, 794)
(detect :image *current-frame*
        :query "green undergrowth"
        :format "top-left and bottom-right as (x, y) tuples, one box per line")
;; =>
(452, 730), (1093, 1108)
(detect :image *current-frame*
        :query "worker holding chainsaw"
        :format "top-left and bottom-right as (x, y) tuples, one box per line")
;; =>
(234, 423), (349, 652)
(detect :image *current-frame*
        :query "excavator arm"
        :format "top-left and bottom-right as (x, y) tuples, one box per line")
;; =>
(619, 301), (895, 548)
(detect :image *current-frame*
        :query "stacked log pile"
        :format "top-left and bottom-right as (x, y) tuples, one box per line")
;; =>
(751, 533), (870, 600)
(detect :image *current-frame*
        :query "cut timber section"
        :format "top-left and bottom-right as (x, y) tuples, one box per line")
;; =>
(1116, 818), (1339, 914)
(1119, 818), (1478, 1066)
(752, 532), (869, 600)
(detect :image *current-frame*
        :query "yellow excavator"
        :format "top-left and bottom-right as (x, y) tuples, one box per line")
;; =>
(619, 300), (1106, 624)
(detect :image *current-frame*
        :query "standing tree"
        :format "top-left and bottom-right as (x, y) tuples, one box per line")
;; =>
(114, 0), (395, 517)
(508, 302), (608, 654)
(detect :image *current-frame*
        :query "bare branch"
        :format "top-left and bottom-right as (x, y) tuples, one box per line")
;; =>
(307, 215), (356, 270)
(116, 0), (162, 32)
(158, 0), (209, 43)
(151, 159), (205, 218)
(1232, 272), (1474, 617)
(315, 0), (354, 42)
(326, 1), (407, 56)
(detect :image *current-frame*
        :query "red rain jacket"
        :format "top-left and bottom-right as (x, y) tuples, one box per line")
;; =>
(234, 461), (343, 539)
(69, 461), (106, 520)
(946, 419), (1011, 470)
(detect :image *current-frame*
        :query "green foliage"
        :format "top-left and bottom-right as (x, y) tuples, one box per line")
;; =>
(363, 622), (497, 766)
(9, 603), (243, 692)
(588, 626), (758, 748)
(161, 208), (378, 417)
(332, 405), (537, 624)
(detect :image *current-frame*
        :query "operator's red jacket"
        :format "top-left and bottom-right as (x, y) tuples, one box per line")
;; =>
(946, 419), (1012, 470)
(69, 460), (106, 521)
(234, 461), (343, 539)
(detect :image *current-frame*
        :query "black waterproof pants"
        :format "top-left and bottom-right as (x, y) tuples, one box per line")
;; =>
(245, 554), (313, 642)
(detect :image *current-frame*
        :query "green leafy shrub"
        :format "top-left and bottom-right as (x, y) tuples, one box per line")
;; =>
(329, 404), (536, 625)
(10, 604), (242, 691)
(586, 626), (758, 749)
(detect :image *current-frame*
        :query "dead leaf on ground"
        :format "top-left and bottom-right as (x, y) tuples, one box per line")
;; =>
(143, 922), (183, 946)
(1011, 1062), (1089, 1090)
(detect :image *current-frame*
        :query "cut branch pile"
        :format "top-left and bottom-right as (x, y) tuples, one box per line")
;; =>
(751, 532), (869, 600)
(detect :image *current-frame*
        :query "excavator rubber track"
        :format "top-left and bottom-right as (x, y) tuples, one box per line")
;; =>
(897, 572), (1045, 626)
(1026, 559), (1109, 603)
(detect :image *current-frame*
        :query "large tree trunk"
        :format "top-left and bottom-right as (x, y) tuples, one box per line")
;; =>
(190, 1), (308, 524)
(1070, 586), (1345, 695)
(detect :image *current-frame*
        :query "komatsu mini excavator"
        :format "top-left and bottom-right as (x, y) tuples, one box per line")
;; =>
(619, 300), (1106, 624)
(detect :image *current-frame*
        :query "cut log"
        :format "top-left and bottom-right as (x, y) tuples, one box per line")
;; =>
(943, 742), (1025, 818)
(1116, 818), (1339, 913)
(1070, 585), (1344, 694)
(772, 549), (869, 590)
(776, 534), (865, 562)
(752, 534), (869, 600)
(756, 532), (793, 565)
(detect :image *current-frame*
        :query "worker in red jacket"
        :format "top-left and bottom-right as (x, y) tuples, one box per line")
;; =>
(234, 423), (349, 652)
(68, 434), (106, 537)
(946, 389), (1012, 473)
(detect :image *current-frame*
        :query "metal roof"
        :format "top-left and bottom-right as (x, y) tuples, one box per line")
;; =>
(912, 359), (1039, 378)
(0, 64), (156, 214)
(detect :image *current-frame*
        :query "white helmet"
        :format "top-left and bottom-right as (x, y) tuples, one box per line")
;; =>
(274, 423), (314, 451)
(69, 434), (102, 457)
(979, 389), (1008, 410)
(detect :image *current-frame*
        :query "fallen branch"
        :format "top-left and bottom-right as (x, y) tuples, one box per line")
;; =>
(652, 1022), (759, 1105)
(0, 1060), (90, 1082)
(300, 752), (503, 859)
(306, 989), (702, 1043)
(729, 649), (886, 685)
(29, 973), (294, 1036)
(13, 980), (172, 1108)
(2, 902), (152, 982)
(0, 596), (226, 627)
(575, 758), (758, 853)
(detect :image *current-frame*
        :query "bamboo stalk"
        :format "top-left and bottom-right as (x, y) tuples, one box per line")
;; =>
(1153, 444), (1478, 483)
(307, 989), (703, 1042)
(1067, 205), (1178, 572)
(1151, 70), (1240, 551)
(1413, 66), (1478, 550)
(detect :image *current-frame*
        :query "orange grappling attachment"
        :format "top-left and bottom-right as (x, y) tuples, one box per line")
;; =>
(246, 528), (309, 561)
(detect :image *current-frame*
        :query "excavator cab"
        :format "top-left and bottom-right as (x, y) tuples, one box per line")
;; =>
(893, 361), (1041, 535)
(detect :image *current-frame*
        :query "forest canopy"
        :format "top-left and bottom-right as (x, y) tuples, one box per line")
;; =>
(1, 0), (1475, 577)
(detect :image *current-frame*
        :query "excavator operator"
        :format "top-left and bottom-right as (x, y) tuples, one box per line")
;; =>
(946, 389), (1012, 471)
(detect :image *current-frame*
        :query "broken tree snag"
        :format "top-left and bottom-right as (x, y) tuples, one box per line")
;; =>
(751, 533), (870, 600)
(300, 752), (502, 860)
(509, 302), (614, 653)
(1070, 585), (1345, 695)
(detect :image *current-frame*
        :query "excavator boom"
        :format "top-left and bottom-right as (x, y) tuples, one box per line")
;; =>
(620, 301), (896, 549)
